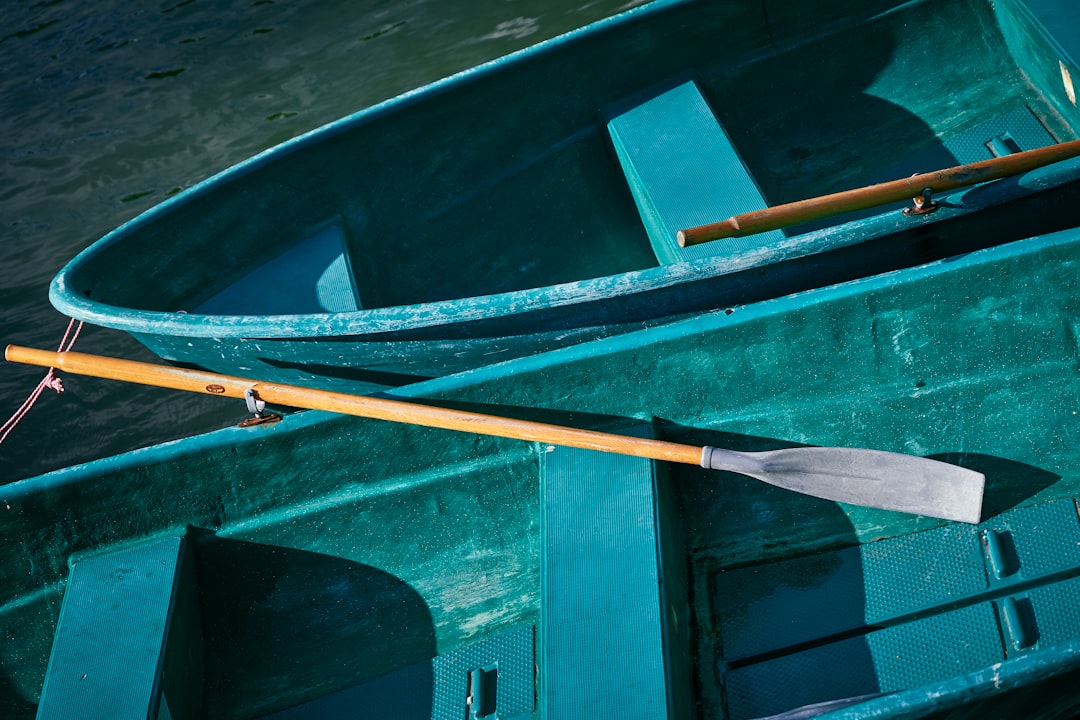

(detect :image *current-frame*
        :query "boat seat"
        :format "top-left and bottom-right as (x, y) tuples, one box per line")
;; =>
(193, 222), (362, 315)
(607, 80), (784, 264)
(37, 536), (202, 720)
(540, 423), (691, 719)
(712, 499), (1080, 719)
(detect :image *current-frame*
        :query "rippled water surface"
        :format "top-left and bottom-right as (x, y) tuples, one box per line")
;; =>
(0, 0), (636, 481)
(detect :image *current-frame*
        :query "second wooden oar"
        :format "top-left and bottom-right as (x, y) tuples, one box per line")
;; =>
(678, 137), (1080, 247)
(5, 344), (984, 523)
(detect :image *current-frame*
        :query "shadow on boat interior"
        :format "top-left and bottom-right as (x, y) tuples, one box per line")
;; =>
(191, 531), (438, 719)
(929, 452), (1061, 520)
(0, 673), (36, 720)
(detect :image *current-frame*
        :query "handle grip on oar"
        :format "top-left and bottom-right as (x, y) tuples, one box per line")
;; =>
(678, 138), (1080, 246)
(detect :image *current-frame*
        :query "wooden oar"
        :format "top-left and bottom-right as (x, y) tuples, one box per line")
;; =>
(677, 138), (1080, 247)
(5, 345), (983, 523)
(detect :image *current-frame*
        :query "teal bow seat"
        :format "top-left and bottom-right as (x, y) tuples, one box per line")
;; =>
(36, 537), (202, 720)
(194, 223), (362, 315)
(607, 80), (784, 264)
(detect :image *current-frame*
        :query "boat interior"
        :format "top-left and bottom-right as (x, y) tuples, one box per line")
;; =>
(15, 420), (1080, 720)
(63, 0), (1080, 318)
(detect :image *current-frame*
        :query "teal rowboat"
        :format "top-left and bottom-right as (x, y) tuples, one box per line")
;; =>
(7, 226), (1080, 718)
(48, 0), (1080, 392)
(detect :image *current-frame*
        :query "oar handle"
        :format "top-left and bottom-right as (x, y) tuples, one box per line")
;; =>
(4, 345), (705, 468)
(677, 138), (1080, 247)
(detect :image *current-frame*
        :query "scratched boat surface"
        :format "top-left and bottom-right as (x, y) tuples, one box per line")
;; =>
(9, 226), (1080, 718)
(48, 0), (1080, 392)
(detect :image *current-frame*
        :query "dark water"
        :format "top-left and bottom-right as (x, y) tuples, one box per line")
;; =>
(0, 0), (636, 482)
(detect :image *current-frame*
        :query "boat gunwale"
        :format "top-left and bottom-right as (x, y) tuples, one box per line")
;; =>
(0, 407), (338, 503)
(797, 639), (1080, 719)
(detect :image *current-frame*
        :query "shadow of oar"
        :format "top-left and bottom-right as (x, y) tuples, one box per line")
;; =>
(929, 453), (1061, 519)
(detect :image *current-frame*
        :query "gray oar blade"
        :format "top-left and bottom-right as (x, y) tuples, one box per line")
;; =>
(702, 446), (985, 523)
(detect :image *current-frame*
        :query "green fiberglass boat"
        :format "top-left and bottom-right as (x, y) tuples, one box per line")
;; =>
(48, 0), (1080, 392)
(8, 225), (1080, 718)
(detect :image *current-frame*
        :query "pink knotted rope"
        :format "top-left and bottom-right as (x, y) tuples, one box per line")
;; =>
(0, 319), (83, 445)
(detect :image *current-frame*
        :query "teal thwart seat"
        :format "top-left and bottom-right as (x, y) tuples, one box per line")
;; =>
(541, 423), (690, 719)
(37, 536), (202, 720)
(607, 80), (784, 264)
(194, 223), (361, 315)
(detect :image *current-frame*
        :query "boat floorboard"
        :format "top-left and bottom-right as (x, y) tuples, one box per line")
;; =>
(694, 499), (1080, 718)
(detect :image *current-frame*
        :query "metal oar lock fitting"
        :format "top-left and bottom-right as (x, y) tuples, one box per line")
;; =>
(239, 387), (281, 427)
(902, 186), (938, 216)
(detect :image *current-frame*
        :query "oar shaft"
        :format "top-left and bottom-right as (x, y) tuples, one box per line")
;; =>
(678, 138), (1080, 246)
(4, 345), (704, 467)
